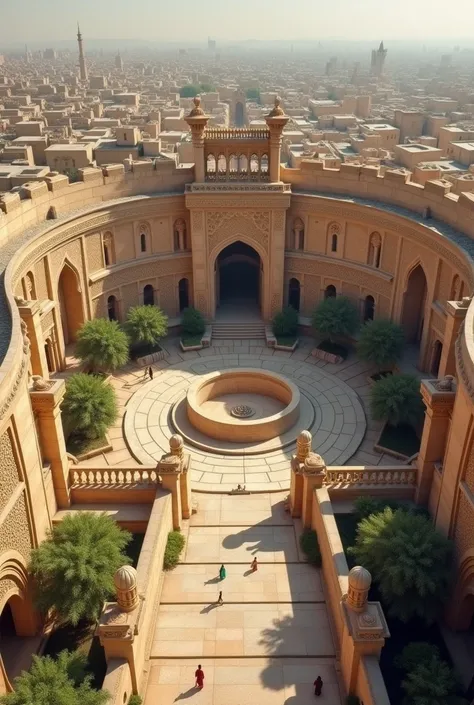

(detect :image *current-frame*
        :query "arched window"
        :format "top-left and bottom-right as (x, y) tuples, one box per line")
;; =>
(179, 278), (189, 312)
(143, 284), (154, 306)
(24, 271), (36, 300)
(431, 340), (443, 377)
(292, 217), (304, 250)
(44, 338), (54, 373)
(206, 154), (216, 173)
(450, 274), (462, 301)
(174, 218), (186, 251)
(368, 232), (382, 268)
(288, 278), (301, 312)
(103, 232), (114, 267)
(331, 233), (338, 253)
(239, 154), (248, 173)
(228, 153), (238, 173)
(260, 154), (269, 174)
(217, 154), (226, 173)
(363, 295), (375, 321)
(325, 285), (336, 299)
(250, 154), (259, 173)
(328, 223), (341, 254)
(107, 295), (118, 321)
(140, 233), (147, 253)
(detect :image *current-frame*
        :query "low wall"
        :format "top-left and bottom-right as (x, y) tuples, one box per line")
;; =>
(312, 487), (348, 646)
(102, 658), (132, 705)
(356, 655), (391, 705)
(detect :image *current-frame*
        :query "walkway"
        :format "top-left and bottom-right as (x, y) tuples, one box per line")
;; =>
(143, 493), (342, 705)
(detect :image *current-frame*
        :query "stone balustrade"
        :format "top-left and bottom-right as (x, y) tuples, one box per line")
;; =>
(69, 466), (160, 486)
(324, 465), (416, 486)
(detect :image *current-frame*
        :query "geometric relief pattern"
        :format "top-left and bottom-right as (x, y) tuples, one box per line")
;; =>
(0, 578), (17, 605)
(302, 274), (321, 315)
(0, 431), (21, 516)
(0, 492), (32, 562)
(159, 275), (177, 317)
(34, 259), (49, 301)
(380, 233), (398, 274)
(49, 239), (83, 278)
(464, 439), (474, 495)
(455, 490), (474, 560)
(207, 212), (270, 254)
(86, 234), (104, 273)
(287, 256), (392, 298)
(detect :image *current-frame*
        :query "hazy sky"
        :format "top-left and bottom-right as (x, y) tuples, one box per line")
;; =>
(1, 0), (474, 44)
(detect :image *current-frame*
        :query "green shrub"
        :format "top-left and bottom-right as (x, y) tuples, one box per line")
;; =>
(370, 373), (424, 427)
(395, 642), (440, 672)
(30, 512), (131, 626)
(0, 650), (110, 705)
(402, 654), (468, 705)
(163, 531), (185, 570)
(299, 529), (321, 566)
(349, 508), (453, 623)
(181, 307), (205, 336)
(357, 319), (405, 371)
(62, 373), (118, 440)
(125, 306), (168, 347)
(75, 318), (129, 373)
(312, 296), (359, 343)
(272, 306), (298, 337)
(353, 496), (401, 521)
(128, 696), (143, 705)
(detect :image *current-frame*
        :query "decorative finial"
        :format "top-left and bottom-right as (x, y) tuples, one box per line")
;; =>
(435, 375), (455, 392)
(296, 430), (312, 461)
(347, 565), (372, 612)
(114, 565), (139, 613)
(188, 95), (204, 117)
(268, 96), (285, 117)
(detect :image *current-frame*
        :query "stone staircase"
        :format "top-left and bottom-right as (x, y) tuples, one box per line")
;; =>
(211, 321), (266, 340)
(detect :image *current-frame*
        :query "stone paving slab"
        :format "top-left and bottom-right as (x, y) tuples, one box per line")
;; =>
(150, 603), (335, 659)
(145, 658), (341, 705)
(184, 525), (299, 563)
(160, 563), (325, 603)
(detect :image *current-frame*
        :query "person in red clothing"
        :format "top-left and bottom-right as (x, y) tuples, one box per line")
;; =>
(314, 675), (323, 696)
(195, 665), (205, 689)
(251, 557), (258, 572)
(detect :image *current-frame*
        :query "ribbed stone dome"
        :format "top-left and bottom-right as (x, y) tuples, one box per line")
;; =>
(114, 565), (137, 591)
(169, 434), (184, 450)
(349, 565), (372, 591)
(298, 430), (312, 443)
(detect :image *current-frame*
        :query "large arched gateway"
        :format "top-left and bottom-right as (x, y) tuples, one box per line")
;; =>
(215, 241), (261, 313)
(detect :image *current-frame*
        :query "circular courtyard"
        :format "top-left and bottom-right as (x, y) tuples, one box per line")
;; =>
(124, 353), (366, 492)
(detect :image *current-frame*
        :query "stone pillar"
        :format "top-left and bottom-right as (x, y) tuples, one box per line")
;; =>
(29, 376), (70, 508)
(265, 97), (289, 183)
(415, 376), (456, 505)
(438, 297), (470, 378)
(340, 566), (390, 696)
(15, 298), (49, 377)
(290, 431), (312, 517)
(157, 435), (191, 530)
(301, 453), (327, 528)
(184, 97), (209, 183)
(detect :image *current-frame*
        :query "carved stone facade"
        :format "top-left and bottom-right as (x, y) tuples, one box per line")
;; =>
(0, 431), (21, 516)
(0, 492), (32, 562)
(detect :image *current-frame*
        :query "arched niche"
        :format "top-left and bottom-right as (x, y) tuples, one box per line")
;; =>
(57, 261), (84, 346)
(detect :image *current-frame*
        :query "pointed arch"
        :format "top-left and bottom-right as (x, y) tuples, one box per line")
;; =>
(401, 263), (428, 344)
(57, 259), (84, 345)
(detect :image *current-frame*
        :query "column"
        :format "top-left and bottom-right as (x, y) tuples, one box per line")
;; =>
(415, 376), (456, 505)
(29, 377), (71, 508)
(301, 455), (327, 528)
(438, 298), (469, 378)
(265, 97), (289, 183)
(15, 298), (49, 377)
(184, 97), (209, 183)
(159, 464), (182, 531)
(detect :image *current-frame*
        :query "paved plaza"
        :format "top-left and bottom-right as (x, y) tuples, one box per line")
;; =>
(144, 493), (342, 705)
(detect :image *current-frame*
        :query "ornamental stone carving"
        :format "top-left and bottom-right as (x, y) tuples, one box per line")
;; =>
(0, 431), (21, 516)
(347, 565), (372, 612)
(207, 212), (270, 254)
(0, 492), (32, 561)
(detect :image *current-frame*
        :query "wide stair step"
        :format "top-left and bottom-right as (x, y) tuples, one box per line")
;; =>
(212, 322), (266, 340)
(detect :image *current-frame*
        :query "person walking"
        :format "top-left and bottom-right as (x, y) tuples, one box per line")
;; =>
(217, 590), (223, 605)
(251, 557), (258, 572)
(148, 366), (154, 380)
(219, 564), (226, 581)
(195, 664), (205, 689)
(313, 675), (323, 696)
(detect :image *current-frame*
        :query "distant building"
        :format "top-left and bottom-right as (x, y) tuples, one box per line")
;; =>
(371, 41), (387, 77)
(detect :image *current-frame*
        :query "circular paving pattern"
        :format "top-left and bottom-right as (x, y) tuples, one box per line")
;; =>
(124, 354), (366, 492)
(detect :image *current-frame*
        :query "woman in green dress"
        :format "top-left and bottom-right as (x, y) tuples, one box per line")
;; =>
(219, 564), (226, 580)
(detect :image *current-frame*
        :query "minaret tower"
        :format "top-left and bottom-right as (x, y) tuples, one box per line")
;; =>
(77, 23), (88, 82)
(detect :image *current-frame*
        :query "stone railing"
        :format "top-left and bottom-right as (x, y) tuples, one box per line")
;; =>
(324, 465), (416, 486)
(69, 466), (160, 486)
(205, 127), (270, 140)
(186, 182), (290, 192)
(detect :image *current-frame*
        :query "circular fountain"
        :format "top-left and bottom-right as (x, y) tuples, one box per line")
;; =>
(184, 369), (301, 443)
